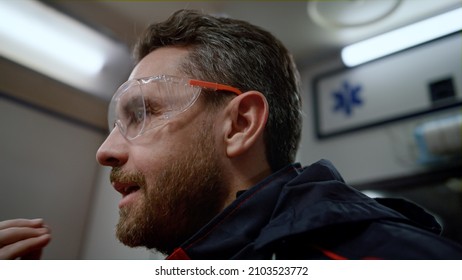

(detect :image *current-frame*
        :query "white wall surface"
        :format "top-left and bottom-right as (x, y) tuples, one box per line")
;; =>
(0, 96), (103, 259)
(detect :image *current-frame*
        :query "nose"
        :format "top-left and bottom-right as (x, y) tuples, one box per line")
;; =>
(96, 128), (129, 167)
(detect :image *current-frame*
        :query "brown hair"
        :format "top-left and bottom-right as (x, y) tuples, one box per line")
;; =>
(135, 9), (302, 172)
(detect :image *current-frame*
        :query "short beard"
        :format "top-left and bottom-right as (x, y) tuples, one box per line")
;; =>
(112, 126), (228, 255)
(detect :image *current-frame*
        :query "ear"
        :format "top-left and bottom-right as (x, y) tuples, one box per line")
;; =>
(223, 91), (269, 158)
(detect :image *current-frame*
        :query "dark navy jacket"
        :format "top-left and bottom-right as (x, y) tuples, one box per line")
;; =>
(167, 160), (462, 259)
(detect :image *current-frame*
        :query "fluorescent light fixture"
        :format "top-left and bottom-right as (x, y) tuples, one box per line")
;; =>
(341, 7), (462, 67)
(0, 0), (131, 97)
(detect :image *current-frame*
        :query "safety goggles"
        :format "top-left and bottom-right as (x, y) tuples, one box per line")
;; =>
(108, 74), (242, 140)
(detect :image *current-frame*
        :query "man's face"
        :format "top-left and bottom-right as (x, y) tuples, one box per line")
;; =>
(96, 47), (230, 254)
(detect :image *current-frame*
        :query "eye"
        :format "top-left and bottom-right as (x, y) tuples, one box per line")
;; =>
(135, 108), (144, 121)
(124, 105), (144, 126)
(144, 99), (163, 118)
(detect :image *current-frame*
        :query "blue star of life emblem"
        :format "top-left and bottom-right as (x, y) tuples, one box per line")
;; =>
(332, 81), (363, 116)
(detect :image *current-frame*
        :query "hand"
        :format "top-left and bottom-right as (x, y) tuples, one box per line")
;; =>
(0, 218), (51, 260)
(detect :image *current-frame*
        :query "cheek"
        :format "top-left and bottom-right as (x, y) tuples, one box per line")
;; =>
(130, 146), (170, 175)
(129, 136), (190, 175)
(128, 113), (218, 174)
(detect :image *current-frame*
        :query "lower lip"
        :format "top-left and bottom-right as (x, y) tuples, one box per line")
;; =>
(118, 190), (141, 208)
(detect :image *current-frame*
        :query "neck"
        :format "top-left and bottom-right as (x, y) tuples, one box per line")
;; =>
(221, 156), (272, 209)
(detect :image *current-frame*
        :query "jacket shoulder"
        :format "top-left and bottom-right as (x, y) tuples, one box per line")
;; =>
(270, 219), (462, 260)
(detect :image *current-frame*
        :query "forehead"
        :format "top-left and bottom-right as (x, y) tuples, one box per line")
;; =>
(129, 47), (190, 80)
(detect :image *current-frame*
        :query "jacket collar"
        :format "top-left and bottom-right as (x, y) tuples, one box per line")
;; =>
(167, 160), (438, 259)
(256, 160), (441, 250)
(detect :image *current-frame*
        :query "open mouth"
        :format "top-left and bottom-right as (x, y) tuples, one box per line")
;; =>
(114, 183), (142, 208)
(122, 185), (140, 196)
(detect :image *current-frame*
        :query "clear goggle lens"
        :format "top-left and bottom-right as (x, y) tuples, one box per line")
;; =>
(108, 75), (242, 140)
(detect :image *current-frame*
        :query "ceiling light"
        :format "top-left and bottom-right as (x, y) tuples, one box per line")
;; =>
(0, 0), (131, 98)
(341, 7), (462, 67)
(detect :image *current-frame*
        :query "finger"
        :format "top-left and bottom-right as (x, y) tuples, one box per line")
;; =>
(0, 227), (50, 247)
(0, 234), (51, 260)
(0, 219), (44, 230)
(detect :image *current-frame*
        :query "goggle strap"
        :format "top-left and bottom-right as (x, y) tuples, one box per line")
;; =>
(189, 79), (242, 95)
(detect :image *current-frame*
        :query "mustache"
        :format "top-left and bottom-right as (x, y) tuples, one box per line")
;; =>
(110, 167), (146, 186)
